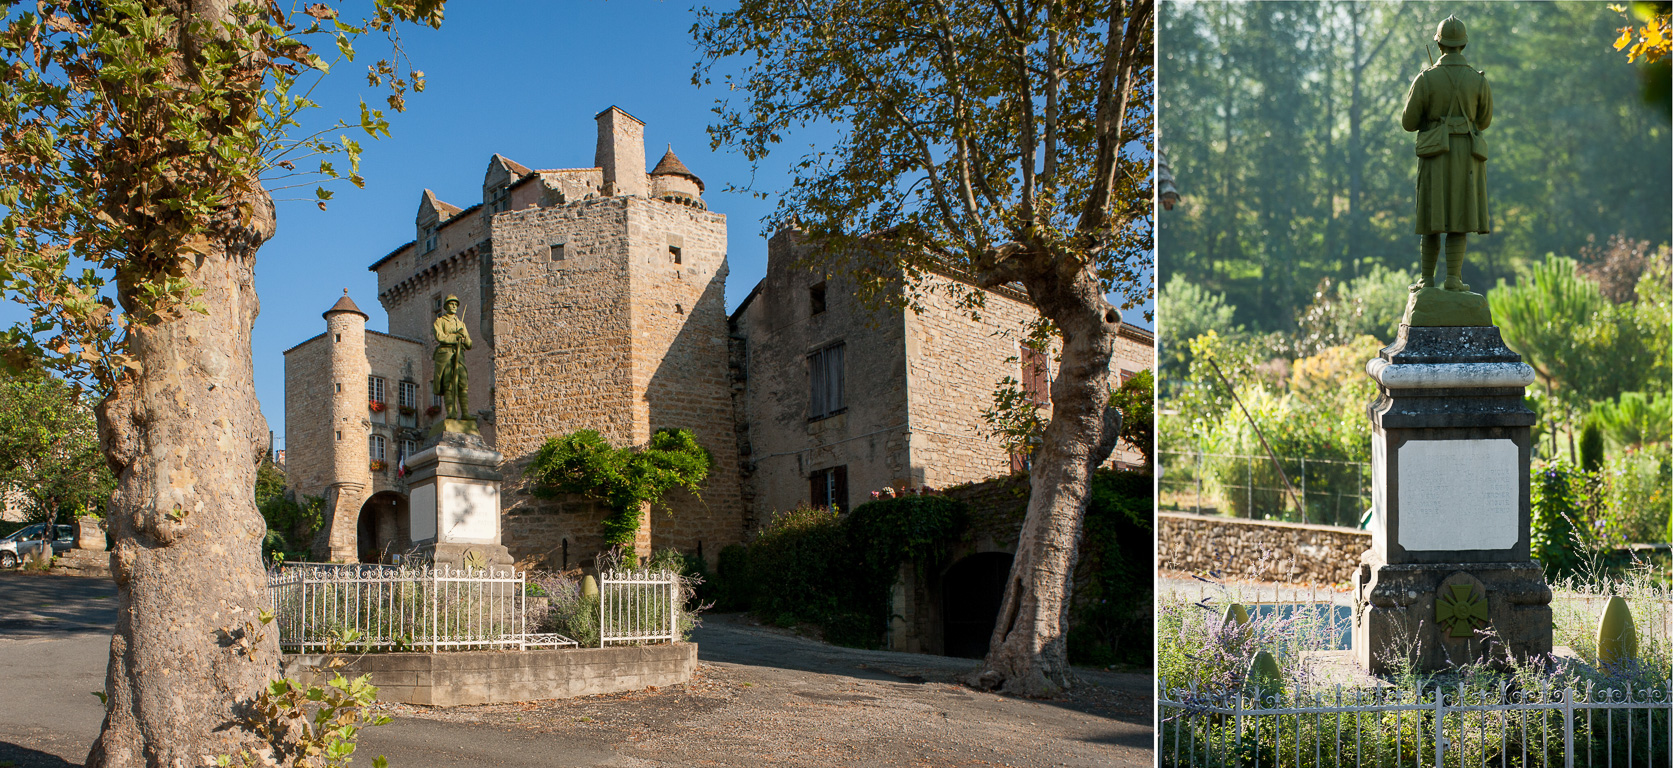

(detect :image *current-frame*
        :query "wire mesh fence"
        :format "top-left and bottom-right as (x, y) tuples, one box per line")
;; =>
(1160, 449), (1371, 528)
(1160, 678), (1673, 767)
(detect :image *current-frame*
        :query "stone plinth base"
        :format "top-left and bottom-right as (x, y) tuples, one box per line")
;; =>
(1403, 287), (1491, 327)
(1353, 558), (1551, 675)
(282, 644), (698, 706)
(407, 430), (511, 569)
(53, 548), (111, 579)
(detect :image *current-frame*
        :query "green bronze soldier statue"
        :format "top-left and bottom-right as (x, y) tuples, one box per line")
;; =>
(432, 294), (473, 423)
(1402, 15), (1492, 294)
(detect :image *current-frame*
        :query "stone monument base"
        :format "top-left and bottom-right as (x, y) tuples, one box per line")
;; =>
(407, 428), (512, 571)
(1403, 287), (1491, 327)
(1353, 556), (1551, 675)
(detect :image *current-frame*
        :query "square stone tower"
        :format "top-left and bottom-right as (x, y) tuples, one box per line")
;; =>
(360, 107), (742, 570)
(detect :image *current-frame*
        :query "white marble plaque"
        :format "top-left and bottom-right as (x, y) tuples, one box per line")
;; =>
(441, 479), (499, 543)
(409, 482), (437, 542)
(1396, 439), (1518, 551)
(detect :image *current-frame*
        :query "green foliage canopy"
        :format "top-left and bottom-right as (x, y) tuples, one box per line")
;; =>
(0, 0), (444, 391)
(0, 370), (113, 522)
(524, 429), (712, 558)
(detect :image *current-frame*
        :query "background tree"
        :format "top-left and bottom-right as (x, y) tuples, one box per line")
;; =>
(1160, 1), (1670, 333)
(0, 369), (114, 528)
(0, 1), (443, 763)
(695, 0), (1153, 695)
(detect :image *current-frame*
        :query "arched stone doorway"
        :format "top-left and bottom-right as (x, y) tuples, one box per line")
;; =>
(941, 551), (1014, 659)
(356, 491), (410, 564)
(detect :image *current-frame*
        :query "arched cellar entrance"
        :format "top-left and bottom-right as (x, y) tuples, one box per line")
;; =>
(941, 551), (1014, 659)
(356, 491), (410, 564)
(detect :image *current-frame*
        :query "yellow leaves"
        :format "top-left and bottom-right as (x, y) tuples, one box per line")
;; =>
(304, 4), (339, 21)
(1613, 4), (1671, 64)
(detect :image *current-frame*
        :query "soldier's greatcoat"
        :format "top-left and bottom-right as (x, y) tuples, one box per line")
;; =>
(432, 310), (471, 402)
(1401, 52), (1493, 234)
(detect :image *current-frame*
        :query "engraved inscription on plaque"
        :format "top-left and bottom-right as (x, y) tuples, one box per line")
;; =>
(1397, 439), (1518, 551)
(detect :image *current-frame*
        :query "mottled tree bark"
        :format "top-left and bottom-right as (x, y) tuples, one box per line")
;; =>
(85, 2), (284, 764)
(87, 190), (279, 767)
(974, 248), (1123, 697)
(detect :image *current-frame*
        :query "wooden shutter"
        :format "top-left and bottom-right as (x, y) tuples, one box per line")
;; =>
(809, 350), (827, 419)
(827, 344), (845, 413)
(833, 466), (848, 513)
(1022, 347), (1050, 405)
(809, 470), (825, 508)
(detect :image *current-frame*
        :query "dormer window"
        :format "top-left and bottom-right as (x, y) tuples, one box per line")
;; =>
(422, 225), (438, 253)
(487, 184), (509, 214)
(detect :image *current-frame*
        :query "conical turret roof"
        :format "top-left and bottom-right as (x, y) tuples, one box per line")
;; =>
(650, 146), (704, 192)
(323, 289), (368, 319)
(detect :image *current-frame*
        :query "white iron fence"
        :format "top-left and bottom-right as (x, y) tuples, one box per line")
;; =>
(1160, 678), (1673, 767)
(266, 563), (577, 652)
(599, 569), (680, 646)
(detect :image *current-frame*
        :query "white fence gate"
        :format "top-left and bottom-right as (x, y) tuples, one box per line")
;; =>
(598, 569), (680, 646)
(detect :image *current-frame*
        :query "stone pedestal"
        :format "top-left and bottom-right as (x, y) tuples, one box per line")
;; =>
(1354, 325), (1551, 674)
(406, 431), (512, 569)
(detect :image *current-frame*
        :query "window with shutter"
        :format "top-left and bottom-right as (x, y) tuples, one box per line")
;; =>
(808, 342), (846, 420)
(808, 466), (850, 512)
(1021, 346), (1051, 405)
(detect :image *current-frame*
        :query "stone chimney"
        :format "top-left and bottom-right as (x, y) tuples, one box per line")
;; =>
(595, 106), (647, 198)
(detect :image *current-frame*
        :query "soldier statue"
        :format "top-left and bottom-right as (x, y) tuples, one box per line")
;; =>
(432, 295), (473, 422)
(1401, 15), (1492, 293)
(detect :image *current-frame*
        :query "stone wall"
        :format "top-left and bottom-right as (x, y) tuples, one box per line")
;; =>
(282, 334), (333, 500)
(625, 198), (743, 554)
(487, 195), (743, 567)
(282, 644), (696, 707)
(732, 230), (912, 530)
(1158, 512), (1370, 586)
(903, 273), (1053, 487)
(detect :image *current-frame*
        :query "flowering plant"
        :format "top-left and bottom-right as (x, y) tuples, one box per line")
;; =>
(368, 399), (386, 413)
(369, 459), (387, 471)
(425, 405), (442, 417)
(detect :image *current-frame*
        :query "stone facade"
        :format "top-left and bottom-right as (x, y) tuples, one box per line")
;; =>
(283, 105), (1157, 569)
(730, 230), (1155, 529)
(282, 294), (424, 560)
(1158, 512), (1371, 587)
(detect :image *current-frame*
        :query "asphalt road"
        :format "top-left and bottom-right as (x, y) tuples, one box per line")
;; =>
(0, 572), (1152, 767)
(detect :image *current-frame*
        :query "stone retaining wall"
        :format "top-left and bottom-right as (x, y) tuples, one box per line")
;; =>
(283, 643), (697, 707)
(1158, 512), (1370, 586)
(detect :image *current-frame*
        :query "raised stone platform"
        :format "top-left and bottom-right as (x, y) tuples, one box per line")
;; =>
(282, 644), (698, 706)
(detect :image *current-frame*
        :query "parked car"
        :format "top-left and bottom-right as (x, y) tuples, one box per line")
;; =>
(0, 523), (74, 568)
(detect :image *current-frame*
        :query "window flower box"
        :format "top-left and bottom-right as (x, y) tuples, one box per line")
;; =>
(425, 405), (442, 418)
(369, 399), (386, 413)
(370, 459), (388, 471)
(398, 405), (417, 416)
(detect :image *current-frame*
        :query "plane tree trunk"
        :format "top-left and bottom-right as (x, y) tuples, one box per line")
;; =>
(84, 1), (284, 764)
(87, 188), (279, 767)
(974, 246), (1124, 696)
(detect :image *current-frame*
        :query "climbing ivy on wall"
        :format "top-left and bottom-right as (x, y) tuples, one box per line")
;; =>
(524, 428), (712, 559)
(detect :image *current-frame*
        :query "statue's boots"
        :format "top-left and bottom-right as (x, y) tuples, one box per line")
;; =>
(1443, 233), (1470, 292)
(1413, 234), (1439, 290)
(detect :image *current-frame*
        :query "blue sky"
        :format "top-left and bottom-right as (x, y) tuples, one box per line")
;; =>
(0, 1), (1153, 450)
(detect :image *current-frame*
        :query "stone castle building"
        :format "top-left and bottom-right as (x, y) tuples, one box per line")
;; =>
(283, 106), (1154, 567)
